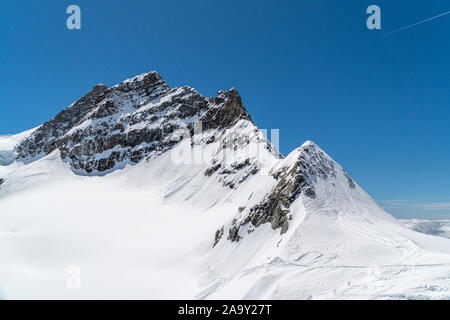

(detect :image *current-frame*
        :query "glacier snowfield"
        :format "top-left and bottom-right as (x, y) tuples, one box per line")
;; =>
(1, 131), (450, 300)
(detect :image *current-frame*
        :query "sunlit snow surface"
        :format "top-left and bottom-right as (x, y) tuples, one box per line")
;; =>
(0, 125), (450, 300)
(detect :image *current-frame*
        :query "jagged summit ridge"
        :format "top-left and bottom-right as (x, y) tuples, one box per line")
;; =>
(14, 71), (253, 173)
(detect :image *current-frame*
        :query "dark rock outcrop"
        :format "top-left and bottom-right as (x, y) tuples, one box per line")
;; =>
(213, 226), (224, 247)
(16, 83), (108, 160)
(200, 89), (252, 131)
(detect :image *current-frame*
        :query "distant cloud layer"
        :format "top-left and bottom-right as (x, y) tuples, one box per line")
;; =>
(381, 200), (450, 211)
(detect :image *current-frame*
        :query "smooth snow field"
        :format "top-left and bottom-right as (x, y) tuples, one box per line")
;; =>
(1, 129), (450, 300)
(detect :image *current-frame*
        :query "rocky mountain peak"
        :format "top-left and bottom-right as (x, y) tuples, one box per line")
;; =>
(112, 71), (169, 94)
(14, 72), (255, 174)
(92, 83), (108, 91)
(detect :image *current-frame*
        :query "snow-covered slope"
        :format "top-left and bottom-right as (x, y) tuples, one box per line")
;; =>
(1, 72), (449, 300)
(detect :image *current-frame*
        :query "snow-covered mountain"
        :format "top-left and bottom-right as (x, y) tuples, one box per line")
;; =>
(1, 72), (449, 300)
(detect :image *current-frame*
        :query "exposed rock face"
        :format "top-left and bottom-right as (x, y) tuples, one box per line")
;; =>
(15, 84), (109, 161)
(199, 89), (252, 131)
(15, 72), (254, 174)
(227, 142), (338, 242)
(343, 170), (356, 189)
(0, 178), (4, 186)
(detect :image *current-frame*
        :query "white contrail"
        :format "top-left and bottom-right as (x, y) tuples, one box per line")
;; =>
(379, 10), (450, 38)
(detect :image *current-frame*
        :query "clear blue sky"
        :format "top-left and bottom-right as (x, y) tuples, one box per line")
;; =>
(0, 0), (449, 219)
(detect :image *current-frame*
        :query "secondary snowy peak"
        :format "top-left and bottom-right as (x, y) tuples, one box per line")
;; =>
(14, 72), (253, 174)
(220, 141), (360, 243)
